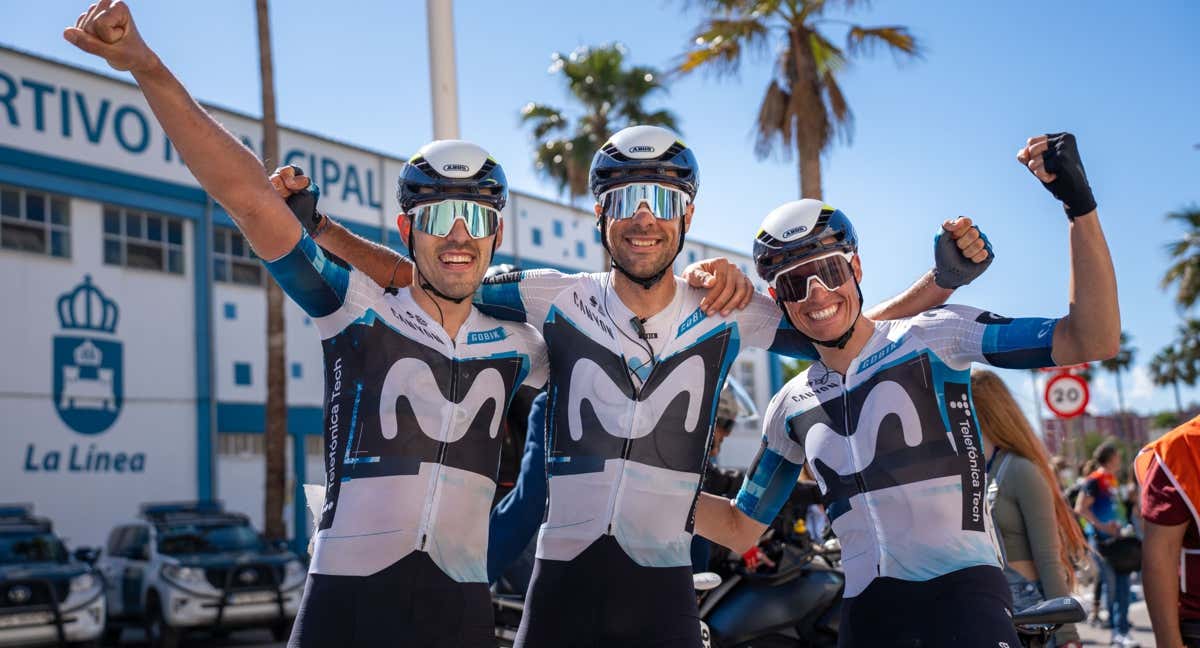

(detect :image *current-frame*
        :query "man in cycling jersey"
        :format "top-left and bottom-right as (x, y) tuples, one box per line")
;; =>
(64, 6), (552, 646)
(271, 123), (994, 646)
(697, 133), (1119, 647)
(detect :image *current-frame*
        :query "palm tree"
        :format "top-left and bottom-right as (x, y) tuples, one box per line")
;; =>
(1099, 331), (1136, 414)
(256, 0), (287, 544)
(675, 0), (922, 199)
(1162, 205), (1200, 308)
(1149, 344), (1194, 416)
(521, 44), (679, 201)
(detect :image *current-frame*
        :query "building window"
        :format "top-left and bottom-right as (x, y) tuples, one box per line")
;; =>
(594, 230), (601, 244)
(234, 362), (252, 386)
(688, 251), (697, 264)
(212, 227), (263, 285)
(223, 303), (237, 320)
(102, 206), (184, 274)
(553, 220), (564, 238)
(576, 242), (586, 258)
(531, 228), (543, 246)
(291, 363), (303, 378)
(218, 433), (264, 456)
(0, 185), (70, 258)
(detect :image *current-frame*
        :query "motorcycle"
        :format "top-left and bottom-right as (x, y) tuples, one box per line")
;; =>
(697, 481), (843, 648)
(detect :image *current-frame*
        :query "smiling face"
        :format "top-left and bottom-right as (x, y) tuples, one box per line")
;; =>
(595, 193), (693, 280)
(399, 212), (501, 301)
(780, 254), (863, 342)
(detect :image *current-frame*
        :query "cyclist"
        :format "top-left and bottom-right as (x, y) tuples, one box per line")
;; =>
(697, 133), (1119, 647)
(64, 6), (550, 646)
(270, 123), (995, 646)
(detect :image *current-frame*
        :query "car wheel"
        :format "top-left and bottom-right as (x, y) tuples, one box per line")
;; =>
(271, 617), (294, 642)
(100, 626), (122, 645)
(146, 597), (181, 648)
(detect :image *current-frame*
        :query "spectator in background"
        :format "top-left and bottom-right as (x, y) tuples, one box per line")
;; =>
(973, 368), (1087, 648)
(1135, 415), (1200, 648)
(1077, 442), (1137, 646)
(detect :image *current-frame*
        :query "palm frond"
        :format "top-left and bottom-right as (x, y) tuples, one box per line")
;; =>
(846, 25), (923, 61)
(753, 80), (794, 160)
(822, 69), (853, 142)
(676, 17), (770, 77)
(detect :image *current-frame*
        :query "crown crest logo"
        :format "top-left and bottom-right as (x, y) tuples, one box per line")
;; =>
(57, 275), (119, 334)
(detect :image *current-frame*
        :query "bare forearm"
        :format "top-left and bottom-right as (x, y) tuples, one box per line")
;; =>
(695, 493), (763, 554)
(1144, 522), (1187, 647)
(1052, 213), (1121, 364)
(317, 220), (411, 288)
(131, 59), (296, 257)
(865, 271), (951, 321)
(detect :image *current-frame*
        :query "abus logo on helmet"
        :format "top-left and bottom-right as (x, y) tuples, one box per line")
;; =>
(442, 163), (470, 172)
(628, 145), (655, 154)
(782, 225), (808, 238)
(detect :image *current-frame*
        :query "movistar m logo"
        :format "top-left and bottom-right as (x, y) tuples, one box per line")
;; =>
(378, 358), (504, 442)
(567, 355), (705, 442)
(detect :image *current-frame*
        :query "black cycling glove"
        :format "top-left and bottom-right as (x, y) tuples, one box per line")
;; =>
(283, 165), (325, 235)
(1039, 133), (1096, 220)
(932, 225), (993, 289)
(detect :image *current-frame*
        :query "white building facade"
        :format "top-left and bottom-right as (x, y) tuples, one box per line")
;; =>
(0, 45), (786, 549)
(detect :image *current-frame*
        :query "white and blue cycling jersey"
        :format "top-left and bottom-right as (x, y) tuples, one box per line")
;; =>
(265, 233), (548, 583)
(476, 270), (815, 568)
(735, 305), (1059, 597)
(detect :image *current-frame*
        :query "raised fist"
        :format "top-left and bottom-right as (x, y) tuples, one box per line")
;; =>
(1017, 133), (1097, 220)
(63, 1), (156, 74)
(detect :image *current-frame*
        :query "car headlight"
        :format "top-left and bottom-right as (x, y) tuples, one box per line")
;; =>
(69, 572), (98, 594)
(282, 559), (306, 587)
(162, 564), (207, 585)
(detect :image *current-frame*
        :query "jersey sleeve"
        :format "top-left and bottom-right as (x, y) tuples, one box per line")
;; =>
(1140, 456), (1194, 527)
(264, 232), (378, 339)
(737, 291), (819, 360)
(518, 325), (549, 389)
(734, 389), (806, 525)
(916, 304), (1060, 371)
(475, 269), (573, 333)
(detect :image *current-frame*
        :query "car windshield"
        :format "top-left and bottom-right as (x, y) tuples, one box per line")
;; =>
(0, 532), (68, 564)
(156, 524), (264, 555)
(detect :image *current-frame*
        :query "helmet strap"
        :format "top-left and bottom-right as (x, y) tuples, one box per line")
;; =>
(406, 231), (496, 305)
(599, 215), (686, 291)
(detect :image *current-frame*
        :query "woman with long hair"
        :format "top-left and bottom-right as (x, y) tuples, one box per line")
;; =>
(973, 368), (1089, 647)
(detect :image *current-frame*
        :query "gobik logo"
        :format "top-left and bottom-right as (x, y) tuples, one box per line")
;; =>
(52, 275), (123, 435)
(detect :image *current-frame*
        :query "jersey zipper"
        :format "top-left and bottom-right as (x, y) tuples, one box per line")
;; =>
(840, 357), (887, 576)
(418, 358), (456, 552)
(606, 358), (642, 535)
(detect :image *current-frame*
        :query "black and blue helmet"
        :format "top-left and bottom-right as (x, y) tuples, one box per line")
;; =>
(588, 125), (699, 199)
(753, 199), (859, 284)
(397, 140), (508, 214)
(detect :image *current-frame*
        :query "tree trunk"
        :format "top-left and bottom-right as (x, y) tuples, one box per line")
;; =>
(256, 0), (287, 543)
(1174, 379), (1184, 416)
(1114, 368), (1126, 438)
(789, 27), (825, 200)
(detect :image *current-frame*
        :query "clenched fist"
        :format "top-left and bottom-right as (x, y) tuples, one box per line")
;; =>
(63, 0), (157, 74)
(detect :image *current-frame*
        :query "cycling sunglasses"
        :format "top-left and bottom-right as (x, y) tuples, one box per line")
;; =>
(770, 252), (856, 303)
(598, 182), (691, 221)
(408, 199), (500, 239)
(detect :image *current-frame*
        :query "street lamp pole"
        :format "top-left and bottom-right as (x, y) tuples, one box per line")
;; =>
(426, 0), (460, 140)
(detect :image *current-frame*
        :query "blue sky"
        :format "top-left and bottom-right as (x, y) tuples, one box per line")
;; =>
(5, 0), (1199, 422)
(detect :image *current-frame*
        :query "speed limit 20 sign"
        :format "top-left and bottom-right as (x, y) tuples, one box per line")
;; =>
(1044, 373), (1089, 419)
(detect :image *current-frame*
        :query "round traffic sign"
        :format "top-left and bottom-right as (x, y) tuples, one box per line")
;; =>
(1044, 373), (1089, 419)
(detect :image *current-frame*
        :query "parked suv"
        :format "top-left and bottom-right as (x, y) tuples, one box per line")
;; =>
(98, 501), (304, 647)
(0, 504), (106, 647)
